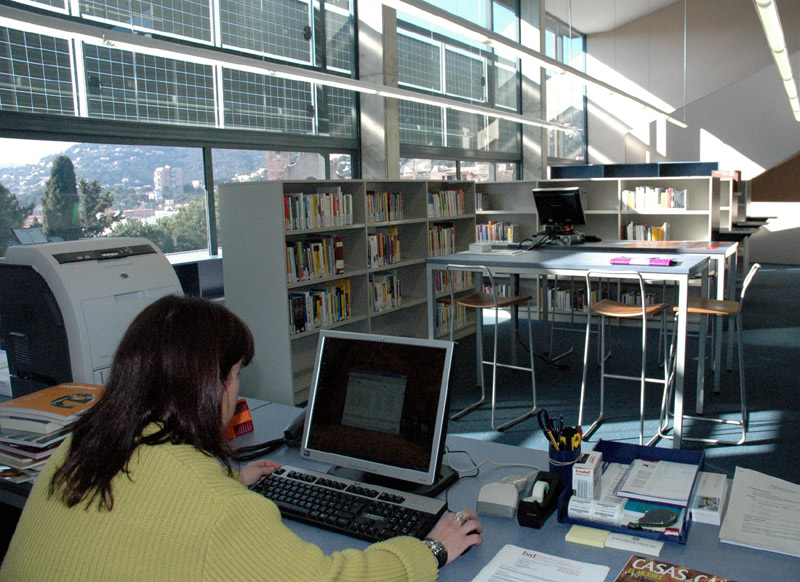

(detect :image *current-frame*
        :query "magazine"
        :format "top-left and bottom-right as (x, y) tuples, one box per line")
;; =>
(614, 555), (733, 582)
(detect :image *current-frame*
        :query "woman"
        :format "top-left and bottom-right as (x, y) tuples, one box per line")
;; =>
(0, 295), (481, 581)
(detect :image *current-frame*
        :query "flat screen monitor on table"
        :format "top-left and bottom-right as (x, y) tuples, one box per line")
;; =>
(532, 187), (586, 235)
(301, 330), (456, 496)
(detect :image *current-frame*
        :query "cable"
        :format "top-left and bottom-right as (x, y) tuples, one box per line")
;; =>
(231, 437), (286, 462)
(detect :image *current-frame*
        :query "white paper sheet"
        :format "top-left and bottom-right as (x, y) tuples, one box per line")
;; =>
(719, 466), (800, 558)
(469, 544), (609, 582)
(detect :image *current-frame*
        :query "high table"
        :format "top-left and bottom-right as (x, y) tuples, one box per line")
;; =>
(426, 249), (710, 449)
(540, 240), (739, 404)
(236, 402), (796, 582)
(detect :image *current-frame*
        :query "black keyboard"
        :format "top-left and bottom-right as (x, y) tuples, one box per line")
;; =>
(250, 465), (447, 543)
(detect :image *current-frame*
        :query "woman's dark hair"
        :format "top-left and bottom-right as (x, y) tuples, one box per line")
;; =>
(50, 294), (254, 510)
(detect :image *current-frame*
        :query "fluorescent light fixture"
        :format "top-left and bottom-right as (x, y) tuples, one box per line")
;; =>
(0, 3), (573, 133)
(381, 0), (688, 128)
(754, 0), (800, 121)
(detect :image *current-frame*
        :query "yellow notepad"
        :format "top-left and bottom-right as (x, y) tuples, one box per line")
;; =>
(565, 525), (610, 548)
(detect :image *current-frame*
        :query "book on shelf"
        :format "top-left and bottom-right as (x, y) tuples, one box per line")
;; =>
(369, 270), (401, 313)
(427, 188), (464, 218)
(689, 471), (729, 525)
(614, 555), (731, 582)
(288, 279), (351, 335)
(0, 383), (105, 432)
(367, 227), (400, 268)
(366, 190), (403, 222)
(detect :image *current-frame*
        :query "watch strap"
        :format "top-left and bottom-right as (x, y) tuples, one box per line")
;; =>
(422, 537), (447, 568)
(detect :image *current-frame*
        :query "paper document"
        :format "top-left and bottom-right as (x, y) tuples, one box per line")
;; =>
(617, 459), (698, 505)
(719, 466), (800, 558)
(470, 544), (609, 582)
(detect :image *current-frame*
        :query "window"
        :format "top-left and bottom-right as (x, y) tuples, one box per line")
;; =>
(545, 15), (587, 161)
(396, 0), (523, 161)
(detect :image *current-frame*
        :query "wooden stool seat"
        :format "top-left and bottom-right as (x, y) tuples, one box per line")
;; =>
(593, 299), (670, 319)
(674, 297), (739, 317)
(455, 292), (534, 310)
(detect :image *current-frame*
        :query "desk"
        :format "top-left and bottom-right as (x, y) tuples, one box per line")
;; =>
(426, 250), (710, 449)
(2, 401), (796, 580)
(242, 402), (796, 582)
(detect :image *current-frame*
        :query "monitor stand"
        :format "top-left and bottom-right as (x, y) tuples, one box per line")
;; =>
(328, 461), (458, 498)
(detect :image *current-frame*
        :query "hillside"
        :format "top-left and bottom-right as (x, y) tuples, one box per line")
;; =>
(0, 144), (270, 208)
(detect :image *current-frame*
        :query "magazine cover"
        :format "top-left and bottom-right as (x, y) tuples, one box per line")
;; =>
(0, 383), (104, 424)
(615, 555), (733, 582)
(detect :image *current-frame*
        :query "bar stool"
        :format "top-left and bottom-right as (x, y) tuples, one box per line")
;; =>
(658, 262), (761, 445)
(578, 270), (670, 445)
(445, 264), (537, 431)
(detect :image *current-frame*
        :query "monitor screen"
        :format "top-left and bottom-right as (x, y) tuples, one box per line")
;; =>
(532, 187), (586, 231)
(301, 330), (454, 491)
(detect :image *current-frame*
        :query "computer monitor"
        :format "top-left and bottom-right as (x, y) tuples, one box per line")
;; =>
(532, 187), (586, 235)
(301, 329), (456, 497)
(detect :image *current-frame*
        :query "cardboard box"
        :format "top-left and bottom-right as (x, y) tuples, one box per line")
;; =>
(572, 450), (602, 499)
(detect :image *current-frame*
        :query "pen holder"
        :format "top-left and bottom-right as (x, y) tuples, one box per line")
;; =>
(548, 445), (581, 492)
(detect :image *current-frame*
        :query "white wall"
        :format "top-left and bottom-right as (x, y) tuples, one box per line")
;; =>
(582, 0), (800, 264)
(585, 0), (800, 181)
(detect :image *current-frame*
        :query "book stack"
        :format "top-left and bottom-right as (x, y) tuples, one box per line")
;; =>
(0, 383), (104, 483)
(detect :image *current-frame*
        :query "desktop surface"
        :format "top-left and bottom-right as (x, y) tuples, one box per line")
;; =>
(240, 402), (797, 582)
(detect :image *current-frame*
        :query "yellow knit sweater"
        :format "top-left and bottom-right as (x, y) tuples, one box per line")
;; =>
(0, 435), (438, 582)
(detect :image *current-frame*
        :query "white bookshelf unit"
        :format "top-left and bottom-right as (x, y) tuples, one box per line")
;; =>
(219, 179), (475, 405)
(537, 176), (721, 241)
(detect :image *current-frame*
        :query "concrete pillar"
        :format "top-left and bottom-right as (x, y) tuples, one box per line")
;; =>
(358, 3), (400, 180)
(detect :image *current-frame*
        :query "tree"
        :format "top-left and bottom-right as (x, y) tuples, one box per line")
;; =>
(41, 155), (81, 241)
(79, 178), (122, 237)
(109, 217), (177, 253)
(0, 182), (35, 255)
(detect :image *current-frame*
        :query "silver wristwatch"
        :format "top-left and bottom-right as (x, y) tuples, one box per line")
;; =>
(422, 537), (447, 568)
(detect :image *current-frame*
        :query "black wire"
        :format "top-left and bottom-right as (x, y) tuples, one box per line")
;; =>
(231, 437), (286, 462)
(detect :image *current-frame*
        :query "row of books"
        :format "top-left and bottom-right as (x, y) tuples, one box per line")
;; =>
(435, 302), (466, 332)
(428, 222), (456, 257)
(427, 189), (465, 218)
(284, 188), (354, 231)
(621, 187), (687, 210)
(476, 221), (520, 243)
(285, 235), (344, 284)
(624, 221), (671, 241)
(366, 190), (403, 223)
(547, 287), (607, 312)
(369, 271), (401, 313)
(288, 280), (351, 335)
(431, 268), (474, 295)
(0, 383), (104, 483)
(367, 227), (401, 268)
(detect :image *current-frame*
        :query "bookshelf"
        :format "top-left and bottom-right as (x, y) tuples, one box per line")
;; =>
(537, 176), (721, 241)
(219, 179), (475, 405)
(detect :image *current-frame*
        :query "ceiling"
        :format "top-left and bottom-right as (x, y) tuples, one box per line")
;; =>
(545, 0), (683, 34)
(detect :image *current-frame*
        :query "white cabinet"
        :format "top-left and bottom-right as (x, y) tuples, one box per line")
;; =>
(219, 179), (475, 405)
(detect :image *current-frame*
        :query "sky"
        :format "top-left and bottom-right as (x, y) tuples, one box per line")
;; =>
(0, 138), (77, 168)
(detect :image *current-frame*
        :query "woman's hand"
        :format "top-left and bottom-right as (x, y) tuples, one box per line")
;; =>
(427, 509), (482, 566)
(239, 459), (282, 487)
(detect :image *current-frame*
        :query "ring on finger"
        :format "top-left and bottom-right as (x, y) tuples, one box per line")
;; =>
(453, 511), (465, 523)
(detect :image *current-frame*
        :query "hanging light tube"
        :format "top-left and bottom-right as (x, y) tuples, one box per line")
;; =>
(753, 0), (800, 121)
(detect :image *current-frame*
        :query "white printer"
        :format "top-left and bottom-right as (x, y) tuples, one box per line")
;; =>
(0, 237), (182, 396)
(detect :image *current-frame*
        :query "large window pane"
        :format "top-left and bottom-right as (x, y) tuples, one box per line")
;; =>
(445, 48), (485, 102)
(219, 0), (312, 64)
(223, 69), (314, 134)
(83, 43), (216, 125)
(398, 33), (441, 92)
(399, 101), (444, 147)
(79, 0), (212, 42)
(0, 28), (74, 115)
